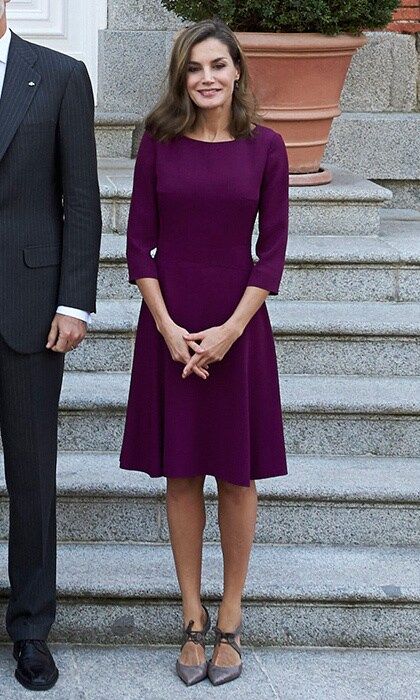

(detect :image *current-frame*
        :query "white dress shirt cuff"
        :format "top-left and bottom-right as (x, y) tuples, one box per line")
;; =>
(56, 306), (92, 325)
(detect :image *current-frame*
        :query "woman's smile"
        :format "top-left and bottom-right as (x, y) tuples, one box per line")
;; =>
(197, 88), (221, 98)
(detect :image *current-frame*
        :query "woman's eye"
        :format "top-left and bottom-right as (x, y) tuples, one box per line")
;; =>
(187, 64), (226, 72)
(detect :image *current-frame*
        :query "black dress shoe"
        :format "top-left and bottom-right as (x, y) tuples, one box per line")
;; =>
(13, 640), (59, 691)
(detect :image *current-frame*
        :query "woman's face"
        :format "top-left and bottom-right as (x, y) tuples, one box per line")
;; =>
(186, 37), (240, 113)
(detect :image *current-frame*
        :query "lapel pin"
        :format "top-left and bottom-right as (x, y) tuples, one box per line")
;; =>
(28, 81), (35, 87)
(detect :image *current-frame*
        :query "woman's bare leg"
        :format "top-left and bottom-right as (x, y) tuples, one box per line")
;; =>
(212, 478), (258, 666)
(166, 475), (207, 665)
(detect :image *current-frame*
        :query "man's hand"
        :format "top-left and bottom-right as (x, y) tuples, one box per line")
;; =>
(46, 314), (87, 353)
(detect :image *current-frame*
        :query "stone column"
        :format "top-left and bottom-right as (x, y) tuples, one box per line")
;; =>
(97, 0), (184, 117)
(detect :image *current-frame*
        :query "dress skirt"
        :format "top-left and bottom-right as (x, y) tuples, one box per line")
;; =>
(119, 124), (290, 486)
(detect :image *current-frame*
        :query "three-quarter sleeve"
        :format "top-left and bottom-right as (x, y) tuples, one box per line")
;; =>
(247, 132), (289, 295)
(126, 131), (159, 284)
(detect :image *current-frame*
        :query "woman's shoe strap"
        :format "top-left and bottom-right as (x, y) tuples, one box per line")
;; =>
(213, 626), (242, 658)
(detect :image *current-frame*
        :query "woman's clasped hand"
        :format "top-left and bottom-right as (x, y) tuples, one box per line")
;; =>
(159, 320), (209, 379)
(181, 323), (242, 378)
(160, 319), (241, 380)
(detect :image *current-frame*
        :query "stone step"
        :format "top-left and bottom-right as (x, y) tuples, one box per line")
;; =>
(0, 646), (416, 700)
(93, 111), (420, 204)
(97, 209), (420, 301)
(65, 299), (420, 376)
(93, 112), (420, 209)
(95, 111), (140, 158)
(98, 159), (392, 237)
(1, 453), (418, 546)
(97, 210), (420, 301)
(56, 373), (420, 455)
(3, 644), (419, 700)
(0, 541), (418, 646)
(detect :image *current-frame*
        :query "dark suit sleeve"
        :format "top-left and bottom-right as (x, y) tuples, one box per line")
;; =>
(57, 61), (102, 312)
(247, 132), (289, 295)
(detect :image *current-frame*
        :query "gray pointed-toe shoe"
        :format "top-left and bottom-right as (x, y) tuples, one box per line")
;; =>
(176, 659), (208, 687)
(176, 605), (211, 686)
(207, 622), (242, 686)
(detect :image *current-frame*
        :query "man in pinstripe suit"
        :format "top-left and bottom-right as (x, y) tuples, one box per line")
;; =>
(0, 1), (101, 690)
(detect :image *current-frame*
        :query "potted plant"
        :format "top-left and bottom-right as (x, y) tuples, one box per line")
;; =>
(161, 1), (400, 184)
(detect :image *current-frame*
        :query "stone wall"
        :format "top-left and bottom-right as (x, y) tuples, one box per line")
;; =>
(341, 32), (418, 112)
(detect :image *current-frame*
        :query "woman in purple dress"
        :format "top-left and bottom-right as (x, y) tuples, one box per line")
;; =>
(120, 18), (289, 687)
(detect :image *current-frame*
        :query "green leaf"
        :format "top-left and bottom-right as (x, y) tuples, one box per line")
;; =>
(160, 0), (400, 34)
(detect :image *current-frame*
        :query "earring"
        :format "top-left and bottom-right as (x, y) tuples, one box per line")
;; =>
(234, 80), (239, 90)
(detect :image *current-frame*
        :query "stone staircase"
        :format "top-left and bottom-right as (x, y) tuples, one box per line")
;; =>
(1, 158), (419, 659)
(0, 6), (419, 694)
(95, 113), (141, 159)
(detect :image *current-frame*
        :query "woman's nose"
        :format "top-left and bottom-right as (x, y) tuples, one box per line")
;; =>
(202, 69), (215, 83)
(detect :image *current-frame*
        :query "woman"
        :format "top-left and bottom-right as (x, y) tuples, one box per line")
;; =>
(120, 18), (289, 687)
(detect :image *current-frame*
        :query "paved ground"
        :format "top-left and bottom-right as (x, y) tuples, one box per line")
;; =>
(0, 645), (419, 699)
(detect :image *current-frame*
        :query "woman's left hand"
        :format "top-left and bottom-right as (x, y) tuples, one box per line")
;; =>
(181, 323), (242, 378)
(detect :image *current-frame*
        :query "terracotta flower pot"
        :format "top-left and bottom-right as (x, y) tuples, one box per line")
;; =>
(236, 32), (367, 185)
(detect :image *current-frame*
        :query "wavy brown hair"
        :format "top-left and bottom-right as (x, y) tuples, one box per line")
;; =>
(145, 18), (259, 141)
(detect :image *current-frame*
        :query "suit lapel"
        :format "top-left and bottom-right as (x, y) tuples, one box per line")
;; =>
(0, 31), (41, 163)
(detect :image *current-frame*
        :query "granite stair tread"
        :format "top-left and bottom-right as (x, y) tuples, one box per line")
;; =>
(98, 157), (392, 204)
(1, 452), (418, 503)
(0, 540), (418, 602)
(97, 160), (392, 203)
(59, 371), (420, 415)
(99, 210), (420, 264)
(89, 298), (420, 336)
(1, 644), (418, 700)
(95, 111), (141, 126)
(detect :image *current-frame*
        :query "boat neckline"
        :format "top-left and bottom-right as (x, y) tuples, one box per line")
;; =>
(180, 124), (259, 144)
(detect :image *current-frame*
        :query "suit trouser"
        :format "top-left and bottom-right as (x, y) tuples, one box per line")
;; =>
(0, 333), (64, 641)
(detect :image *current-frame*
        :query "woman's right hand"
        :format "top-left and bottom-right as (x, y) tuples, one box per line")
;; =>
(160, 320), (209, 380)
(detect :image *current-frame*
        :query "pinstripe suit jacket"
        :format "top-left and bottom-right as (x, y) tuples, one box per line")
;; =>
(0, 32), (101, 353)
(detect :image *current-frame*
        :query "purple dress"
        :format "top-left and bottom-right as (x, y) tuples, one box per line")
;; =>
(120, 124), (289, 486)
